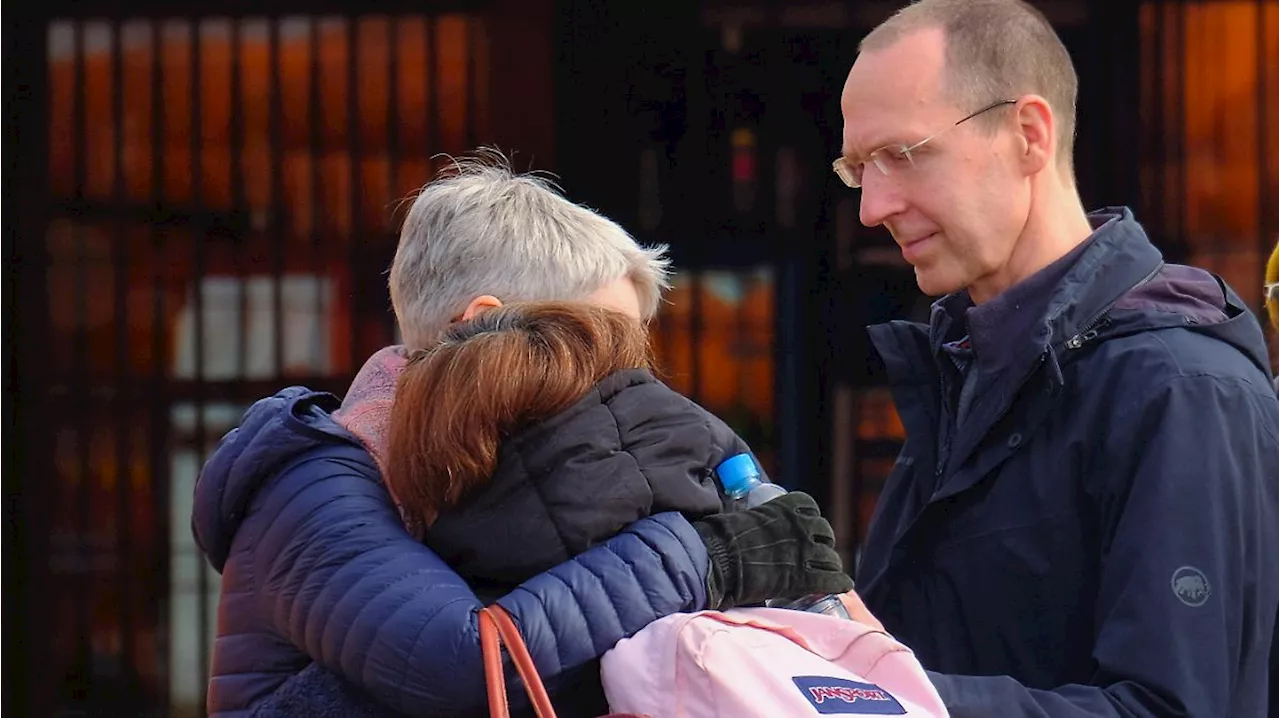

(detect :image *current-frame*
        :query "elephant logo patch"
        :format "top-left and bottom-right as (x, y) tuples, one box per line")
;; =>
(1171, 566), (1211, 607)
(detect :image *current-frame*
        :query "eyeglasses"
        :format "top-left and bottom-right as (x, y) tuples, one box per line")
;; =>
(833, 99), (1017, 189)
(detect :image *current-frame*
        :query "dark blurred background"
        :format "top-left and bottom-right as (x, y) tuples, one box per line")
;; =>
(6, 0), (1277, 715)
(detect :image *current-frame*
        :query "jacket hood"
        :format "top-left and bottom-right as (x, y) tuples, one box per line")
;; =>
(873, 207), (1274, 386)
(192, 387), (360, 572)
(1042, 208), (1270, 377)
(1100, 263), (1272, 377)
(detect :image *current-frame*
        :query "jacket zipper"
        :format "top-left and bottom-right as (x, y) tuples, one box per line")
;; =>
(1064, 262), (1164, 351)
(1064, 316), (1107, 350)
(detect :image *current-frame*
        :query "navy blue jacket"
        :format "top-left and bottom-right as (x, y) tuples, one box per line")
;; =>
(858, 208), (1279, 717)
(191, 388), (710, 718)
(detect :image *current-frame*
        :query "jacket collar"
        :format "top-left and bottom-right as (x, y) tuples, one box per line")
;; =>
(1041, 207), (1165, 352)
(869, 207), (1167, 484)
(871, 206), (1163, 391)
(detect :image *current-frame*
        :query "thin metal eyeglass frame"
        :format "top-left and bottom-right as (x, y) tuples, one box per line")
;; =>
(833, 99), (1017, 189)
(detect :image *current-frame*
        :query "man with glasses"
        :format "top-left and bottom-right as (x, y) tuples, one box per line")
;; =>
(837, 1), (1278, 716)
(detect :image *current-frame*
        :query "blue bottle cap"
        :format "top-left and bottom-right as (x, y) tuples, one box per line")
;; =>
(716, 453), (761, 498)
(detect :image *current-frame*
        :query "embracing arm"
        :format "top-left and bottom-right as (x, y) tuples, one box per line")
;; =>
(249, 446), (708, 717)
(927, 375), (1279, 717)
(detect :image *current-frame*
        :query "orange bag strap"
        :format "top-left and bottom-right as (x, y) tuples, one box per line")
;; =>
(479, 609), (510, 718)
(479, 605), (559, 718)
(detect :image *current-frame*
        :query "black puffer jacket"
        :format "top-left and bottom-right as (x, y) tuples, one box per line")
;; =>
(427, 368), (756, 599)
(424, 368), (758, 717)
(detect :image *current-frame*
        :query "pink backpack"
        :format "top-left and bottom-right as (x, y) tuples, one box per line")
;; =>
(600, 607), (950, 717)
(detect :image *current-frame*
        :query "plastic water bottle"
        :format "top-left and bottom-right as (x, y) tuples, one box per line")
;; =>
(717, 453), (853, 621)
(764, 593), (853, 620)
(716, 453), (788, 511)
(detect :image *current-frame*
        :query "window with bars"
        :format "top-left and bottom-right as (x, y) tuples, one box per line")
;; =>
(1138, 0), (1278, 325)
(25, 3), (1278, 716)
(43, 12), (490, 717)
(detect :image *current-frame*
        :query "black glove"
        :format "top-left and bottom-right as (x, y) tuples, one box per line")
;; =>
(692, 491), (853, 610)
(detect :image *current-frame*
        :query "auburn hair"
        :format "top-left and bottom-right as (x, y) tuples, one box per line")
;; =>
(385, 301), (653, 530)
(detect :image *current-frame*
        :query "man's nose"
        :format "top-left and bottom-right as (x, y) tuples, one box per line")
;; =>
(857, 167), (905, 228)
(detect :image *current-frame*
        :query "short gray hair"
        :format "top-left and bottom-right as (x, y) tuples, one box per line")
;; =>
(861, 0), (1078, 170)
(389, 149), (671, 348)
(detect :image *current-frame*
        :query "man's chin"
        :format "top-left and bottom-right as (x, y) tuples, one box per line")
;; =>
(913, 267), (963, 298)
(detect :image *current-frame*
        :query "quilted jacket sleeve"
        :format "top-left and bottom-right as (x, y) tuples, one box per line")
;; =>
(252, 444), (709, 717)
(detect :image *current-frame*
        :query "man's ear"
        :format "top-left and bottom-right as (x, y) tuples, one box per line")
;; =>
(1013, 94), (1055, 176)
(458, 295), (503, 322)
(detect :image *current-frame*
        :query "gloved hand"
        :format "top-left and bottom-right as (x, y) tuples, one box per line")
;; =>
(692, 491), (852, 610)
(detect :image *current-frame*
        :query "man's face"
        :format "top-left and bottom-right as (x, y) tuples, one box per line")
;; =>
(840, 28), (1030, 299)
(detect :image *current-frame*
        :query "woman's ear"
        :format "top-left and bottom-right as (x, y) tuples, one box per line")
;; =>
(459, 295), (503, 322)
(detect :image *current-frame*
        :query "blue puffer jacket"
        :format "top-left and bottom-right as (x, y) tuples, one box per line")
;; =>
(191, 388), (710, 718)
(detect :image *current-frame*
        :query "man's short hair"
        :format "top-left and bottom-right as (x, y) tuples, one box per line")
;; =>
(860, 0), (1078, 169)
(389, 148), (671, 348)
